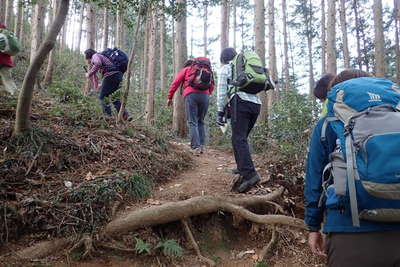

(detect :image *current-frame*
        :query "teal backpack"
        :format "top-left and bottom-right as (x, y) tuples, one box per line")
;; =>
(320, 77), (400, 226)
(229, 51), (274, 94)
(0, 29), (21, 56)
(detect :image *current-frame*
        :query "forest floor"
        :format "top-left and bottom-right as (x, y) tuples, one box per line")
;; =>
(0, 93), (324, 267)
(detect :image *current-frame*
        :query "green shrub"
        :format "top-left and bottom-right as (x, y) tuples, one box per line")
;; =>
(251, 90), (317, 161)
(268, 90), (317, 159)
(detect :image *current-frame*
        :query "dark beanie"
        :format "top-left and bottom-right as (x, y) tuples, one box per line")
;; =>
(220, 47), (237, 63)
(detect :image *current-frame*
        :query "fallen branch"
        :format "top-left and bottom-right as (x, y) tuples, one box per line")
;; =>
(182, 218), (216, 266)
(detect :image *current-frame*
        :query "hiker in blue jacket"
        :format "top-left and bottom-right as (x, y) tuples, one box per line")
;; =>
(305, 69), (400, 266)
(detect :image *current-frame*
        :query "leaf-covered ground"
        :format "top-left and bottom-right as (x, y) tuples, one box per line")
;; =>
(0, 93), (192, 246)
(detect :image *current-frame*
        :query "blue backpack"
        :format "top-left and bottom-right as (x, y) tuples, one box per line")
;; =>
(100, 48), (129, 73)
(320, 77), (400, 226)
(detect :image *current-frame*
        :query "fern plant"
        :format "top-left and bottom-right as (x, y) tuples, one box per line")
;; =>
(134, 237), (151, 255)
(155, 239), (183, 257)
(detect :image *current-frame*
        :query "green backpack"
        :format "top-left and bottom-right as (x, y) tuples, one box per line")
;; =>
(0, 29), (21, 56)
(229, 51), (274, 94)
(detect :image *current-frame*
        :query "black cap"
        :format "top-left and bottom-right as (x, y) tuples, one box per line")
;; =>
(220, 47), (237, 64)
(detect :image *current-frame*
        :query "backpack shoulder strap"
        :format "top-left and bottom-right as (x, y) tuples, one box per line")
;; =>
(345, 131), (361, 227)
(321, 116), (339, 142)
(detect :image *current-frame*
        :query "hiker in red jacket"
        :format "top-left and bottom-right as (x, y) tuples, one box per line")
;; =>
(0, 23), (17, 95)
(167, 57), (215, 155)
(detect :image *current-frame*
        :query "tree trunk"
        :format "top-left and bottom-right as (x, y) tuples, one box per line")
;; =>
(116, 0), (124, 50)
(14, 0), (70, 135)
(141, 13), (150, 94)
(172, 0), (188, 138)
(395, 0), (400, 82)
(353, 0), (363, 70)
(145, 10), (157, 125)
(84, 2), (96, 94)
(263, 0), (278, 122)
(203, 4), (208, 56)
(307, 0), (315, 98)
(254, 0), (265, 65)
(14, 0), (23, 39)
(326, 0), (337, 74)
(86, 3), (95, 49)
(339, 0), (350, 69)
(60, 8), (68, 51)
(75, 4), (84, 52)
(373, 0), (385, 77)
(116, 5), (144, 122)
(233, 0), (237, 49)
(30, 0), (47, 64)
(102, 7), (109, 50)
(5, 0), (14, 30)
(160, 3), (167, 92)
(221, 0), (229, 50)
(357, 1), (370, 72)
(321, 0), (326, 74)
(43, 0), (58, 87)
(19, 3), (27, 47)
(282, 0), (290, 90)
(255, 0), (267, 123)
(0, 0), (5, 24)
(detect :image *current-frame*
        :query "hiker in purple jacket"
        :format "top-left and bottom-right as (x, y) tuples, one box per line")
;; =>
(84, 48), (129, 120)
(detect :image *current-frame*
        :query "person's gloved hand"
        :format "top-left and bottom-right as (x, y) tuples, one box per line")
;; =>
(216, 111), (225, 126)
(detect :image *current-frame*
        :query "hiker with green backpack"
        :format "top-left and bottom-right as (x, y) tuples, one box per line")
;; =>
(0, 23), (20, 95)
(305, 69), (400, 266)
(216, 47), (273, 193)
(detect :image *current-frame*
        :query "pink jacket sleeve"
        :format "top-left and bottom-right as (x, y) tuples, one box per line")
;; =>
(167, 67), (188, 100)
(87, 54), (102, 78)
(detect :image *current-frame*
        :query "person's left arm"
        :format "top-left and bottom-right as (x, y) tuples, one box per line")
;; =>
(304, 118), (335, 232)
(216, 65), (229, 113)
(86, 54), (102, 78)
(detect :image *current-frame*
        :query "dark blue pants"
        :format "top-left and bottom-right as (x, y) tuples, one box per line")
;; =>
(230, 95), (260, 180)
(99, 72), (125, 116)
(185, 92), (209, 149)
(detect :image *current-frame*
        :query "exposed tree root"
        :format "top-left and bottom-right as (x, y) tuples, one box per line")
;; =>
(68, 234), (94, 259)
(16, 187), (306, 261)
(259, 226), (278, 262)
(16, 237), (74, 259)
(182, 218), (216, 266)
(104, 187), (303, 236)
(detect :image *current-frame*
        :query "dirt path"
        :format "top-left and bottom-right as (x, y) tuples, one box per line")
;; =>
(153, 142), (238, 201)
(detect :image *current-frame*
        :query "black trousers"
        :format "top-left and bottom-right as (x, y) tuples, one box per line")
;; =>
(230, 95), (260, 180)
(99, 72), (123, 116)
(327, 230), (400, 267)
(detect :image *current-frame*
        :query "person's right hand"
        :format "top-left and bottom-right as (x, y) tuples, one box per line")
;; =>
(308, 231), (327, 257)
(216, 111), (225, 126)
(167, 99), (173, 107)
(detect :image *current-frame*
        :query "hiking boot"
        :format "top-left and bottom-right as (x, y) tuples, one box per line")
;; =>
(231, 175), (243, 192)
(191, 148), (201, 156)
(237, 173), (260, 193)
(231, 168), (240, 174)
